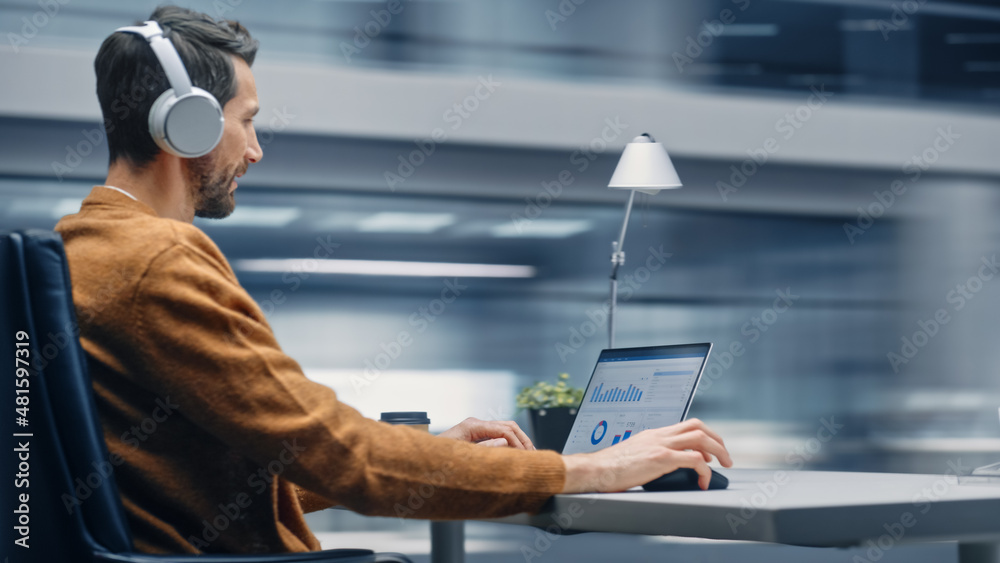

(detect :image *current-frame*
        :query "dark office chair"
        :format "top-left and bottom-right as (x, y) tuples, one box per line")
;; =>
(0, 230), (412, 563)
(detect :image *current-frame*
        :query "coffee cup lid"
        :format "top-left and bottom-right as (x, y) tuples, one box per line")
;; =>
(380, 411), (430, 425)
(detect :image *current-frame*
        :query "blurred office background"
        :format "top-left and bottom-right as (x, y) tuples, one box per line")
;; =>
(2, 0), (999, 560)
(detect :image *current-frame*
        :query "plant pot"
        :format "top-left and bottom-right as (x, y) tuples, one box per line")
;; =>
(528, 407), (578, 451)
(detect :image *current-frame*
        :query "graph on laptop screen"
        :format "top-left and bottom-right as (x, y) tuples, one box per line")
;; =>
(561, 344), (711, 455)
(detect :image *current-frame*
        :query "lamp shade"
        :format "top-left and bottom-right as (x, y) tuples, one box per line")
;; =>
(607, 134), (682, 195)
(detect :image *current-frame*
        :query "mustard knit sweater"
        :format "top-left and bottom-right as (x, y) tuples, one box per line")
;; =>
(54, 186), (565, 554)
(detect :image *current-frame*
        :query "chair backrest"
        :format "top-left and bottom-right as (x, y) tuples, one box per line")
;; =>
(1, 230), (134, 562)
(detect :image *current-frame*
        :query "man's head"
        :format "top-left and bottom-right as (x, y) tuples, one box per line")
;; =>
(95, 5), (262, 218)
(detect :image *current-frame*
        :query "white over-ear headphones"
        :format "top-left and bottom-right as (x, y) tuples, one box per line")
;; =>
(115, 20), (224, 158)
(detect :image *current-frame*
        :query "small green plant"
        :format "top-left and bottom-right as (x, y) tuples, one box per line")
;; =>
(516, 372), (584, 410)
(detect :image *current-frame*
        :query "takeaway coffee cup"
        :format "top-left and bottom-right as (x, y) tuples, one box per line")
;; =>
(380, 411), (430, 433)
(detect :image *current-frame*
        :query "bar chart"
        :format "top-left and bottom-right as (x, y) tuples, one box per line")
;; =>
(589, 382), (644, 403)
(611, 429), (633, 445)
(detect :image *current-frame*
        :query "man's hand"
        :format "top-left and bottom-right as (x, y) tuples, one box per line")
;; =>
(438, 417), (535, 450)
(561, 418), (732, 493)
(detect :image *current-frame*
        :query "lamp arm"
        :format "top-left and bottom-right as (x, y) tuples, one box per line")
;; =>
(613, 189), (637, 266)
(608, 189), (637, 348)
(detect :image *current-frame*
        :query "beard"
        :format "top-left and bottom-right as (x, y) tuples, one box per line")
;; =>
(186, 153), (239, 219)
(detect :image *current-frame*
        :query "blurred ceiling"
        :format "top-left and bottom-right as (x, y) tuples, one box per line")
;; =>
(4, 0), (1000, 180)
(2, 0), (997, 105)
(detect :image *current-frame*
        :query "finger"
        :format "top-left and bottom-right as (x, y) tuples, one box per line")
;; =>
(653, 418), (711, 440)
(502, 421), (535, 450)
(675, 451), (712, 490)
(499, 421), (533, 450)
(677, 430), (730, 467)
(666, 429), (732, 468)
(461, 420), (512, 447)
(476, 438), (508, 447)
(499, 428), (527, 449)
(679, 428), (731, 467)
(694, 460), (712, 490)
(680, 418), (726, 448)
(481, 425), (523, 449)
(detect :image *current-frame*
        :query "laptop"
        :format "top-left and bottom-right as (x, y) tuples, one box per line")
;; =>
(561, 343), (713, 456)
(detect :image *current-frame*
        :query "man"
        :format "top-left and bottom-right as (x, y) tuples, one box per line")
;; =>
(55, 5), (732, 554)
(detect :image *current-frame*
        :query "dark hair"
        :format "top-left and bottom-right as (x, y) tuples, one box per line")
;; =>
(94, 5), (258, 167)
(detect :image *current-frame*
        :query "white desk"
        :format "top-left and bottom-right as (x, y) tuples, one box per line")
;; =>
(448, 468), (1000, 563)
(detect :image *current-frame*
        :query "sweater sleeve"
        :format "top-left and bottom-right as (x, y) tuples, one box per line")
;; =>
(127, 239), (565, 520)
(294, 485), (336, 514)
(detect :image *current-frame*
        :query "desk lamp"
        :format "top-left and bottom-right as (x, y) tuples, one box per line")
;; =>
(606, 133), (682, 348)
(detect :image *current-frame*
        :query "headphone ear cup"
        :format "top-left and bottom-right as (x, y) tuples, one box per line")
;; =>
(148, 88), (179, 156)
(148, 87), (224, 158)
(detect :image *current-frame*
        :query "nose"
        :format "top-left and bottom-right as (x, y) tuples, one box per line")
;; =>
(247, 126), (263, 164)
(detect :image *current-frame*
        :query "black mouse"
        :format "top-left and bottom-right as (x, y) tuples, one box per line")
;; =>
(642, 468), (729, 491)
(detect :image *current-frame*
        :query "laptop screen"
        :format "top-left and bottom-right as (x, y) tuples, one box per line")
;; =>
(561, 343), (712, 455)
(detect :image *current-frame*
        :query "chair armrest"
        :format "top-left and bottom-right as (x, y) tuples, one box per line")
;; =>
(92, 548), (414, 563)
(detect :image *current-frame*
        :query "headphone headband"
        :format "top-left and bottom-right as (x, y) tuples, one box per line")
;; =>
(112, 20), (224, 158)
(116, 21), (193, 97)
